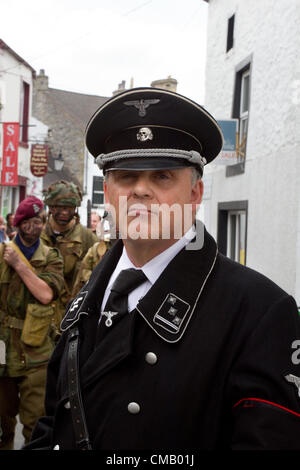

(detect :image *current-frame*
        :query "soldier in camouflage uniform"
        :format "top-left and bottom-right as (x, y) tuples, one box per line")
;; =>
(0, 196), (64, 449)
(72, 239), (111, 295)
(41, 181), (98, 326)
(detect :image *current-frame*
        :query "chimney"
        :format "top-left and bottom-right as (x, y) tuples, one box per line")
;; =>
(35, 69), (49, 91)
(112, 80), (127, 96)
(151, 76), (178, 92)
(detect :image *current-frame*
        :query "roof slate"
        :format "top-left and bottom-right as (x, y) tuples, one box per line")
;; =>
(47, 87), (109, 131)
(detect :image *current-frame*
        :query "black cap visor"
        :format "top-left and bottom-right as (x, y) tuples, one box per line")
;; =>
(104, 157), (195, 172)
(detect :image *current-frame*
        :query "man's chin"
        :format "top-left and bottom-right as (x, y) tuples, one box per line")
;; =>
(20, 236), (39, 246)
(121, 229), (171, 243)
(55, 219), (71, 226)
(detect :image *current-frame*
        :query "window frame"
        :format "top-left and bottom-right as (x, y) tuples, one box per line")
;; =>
(227, 56), (252, 177)
(92, 175), (104, 206)
(217, 200), (248, 265)
(227, 209), (247, 265)
(19, 80), (30, 144)
(226, 14), (235, 52)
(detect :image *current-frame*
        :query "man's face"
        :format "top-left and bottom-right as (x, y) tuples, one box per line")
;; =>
(49, 205), (76, 226)
(7, 215), (14, 226)
(18, 215), (44, 246)
(104, 168), (203, 244)
(91, 213), (100, 231)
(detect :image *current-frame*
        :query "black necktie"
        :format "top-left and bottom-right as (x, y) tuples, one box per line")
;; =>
(96, 268), (147, 343)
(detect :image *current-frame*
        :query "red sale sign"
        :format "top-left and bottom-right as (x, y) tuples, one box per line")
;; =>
(1, 122), (19, 185)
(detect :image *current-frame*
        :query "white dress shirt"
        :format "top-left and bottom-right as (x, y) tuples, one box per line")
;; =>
(101, 226), (196, 314)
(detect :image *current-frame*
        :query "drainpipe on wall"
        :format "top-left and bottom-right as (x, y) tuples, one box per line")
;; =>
(295, 187), (300, 309)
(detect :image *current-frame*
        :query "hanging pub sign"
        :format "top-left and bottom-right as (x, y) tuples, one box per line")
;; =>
(30, 144), (48, 177)
(1, 122), (19, 185)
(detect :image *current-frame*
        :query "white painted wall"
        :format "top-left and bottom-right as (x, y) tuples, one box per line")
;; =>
(0, 42), (35, 212)
(204, 0), (300, 301)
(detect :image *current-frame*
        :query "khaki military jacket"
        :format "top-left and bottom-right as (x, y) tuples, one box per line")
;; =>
(72, 240), (111, 296)
(41, 220), (98, 323)
(0, 240), (64, 377)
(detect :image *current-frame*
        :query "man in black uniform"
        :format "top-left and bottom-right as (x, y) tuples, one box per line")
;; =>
(26, 87), (300, 451)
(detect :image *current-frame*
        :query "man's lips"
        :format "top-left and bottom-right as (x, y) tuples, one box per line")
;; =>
(127, 205), (157, 216)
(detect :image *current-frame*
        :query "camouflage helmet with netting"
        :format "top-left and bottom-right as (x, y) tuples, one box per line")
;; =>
(43, 180), (82, 207)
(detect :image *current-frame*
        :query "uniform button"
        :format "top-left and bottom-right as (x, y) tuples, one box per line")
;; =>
(128, 402), (140, 414)
(64, 401), (71, 409)
(145, 352), (158, 365)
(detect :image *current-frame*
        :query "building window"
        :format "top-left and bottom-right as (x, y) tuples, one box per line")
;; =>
(227, 210), (247, 265)
(92, 176), (104, 206)
(230, 58), (252, 174)
(217, 201), (248, 265)
(226, 14), (235, 52)
(239, 69), (250, 157)
(19, 81), (30, 143)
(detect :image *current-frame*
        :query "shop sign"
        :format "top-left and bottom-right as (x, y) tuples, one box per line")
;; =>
(1, 122), (19, 185)
(30, 144), (48, 177)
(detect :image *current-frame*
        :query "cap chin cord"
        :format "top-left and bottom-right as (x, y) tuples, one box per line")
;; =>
(96, 148), (207, 171)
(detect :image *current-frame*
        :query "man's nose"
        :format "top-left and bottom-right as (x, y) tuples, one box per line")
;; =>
(132, 176), (153, 198)
(58, 207), (71, 216)
(23, 223), (35, 232)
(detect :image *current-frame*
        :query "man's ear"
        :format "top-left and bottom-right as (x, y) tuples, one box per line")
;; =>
(104, 180), (109, 204)
(191, 179), (204, 206)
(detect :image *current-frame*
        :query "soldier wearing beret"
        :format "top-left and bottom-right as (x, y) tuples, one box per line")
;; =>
(41, 181), (98, 328)
(0, 196), (64, 449)
(26, 88), (300, 450)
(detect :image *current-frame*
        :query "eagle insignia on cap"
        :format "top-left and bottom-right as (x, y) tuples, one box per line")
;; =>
(137, 127), (153, 142)
(124, 99), (160, 117)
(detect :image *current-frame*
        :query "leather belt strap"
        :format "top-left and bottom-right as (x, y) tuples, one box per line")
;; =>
(0, 311), (24, 330)
(67, 327), (92, 450)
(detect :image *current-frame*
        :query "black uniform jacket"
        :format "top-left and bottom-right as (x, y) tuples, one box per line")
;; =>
(26, 226), (300, 450)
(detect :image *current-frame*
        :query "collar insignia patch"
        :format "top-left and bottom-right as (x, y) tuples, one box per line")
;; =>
(61, 291), (89, 331)
(153, 293), (190, 334)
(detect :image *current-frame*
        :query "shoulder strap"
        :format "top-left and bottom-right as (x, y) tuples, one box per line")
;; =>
(67, 327), (92, 450)
(6, 241), (35, 273)
(0, 242), (5, 257)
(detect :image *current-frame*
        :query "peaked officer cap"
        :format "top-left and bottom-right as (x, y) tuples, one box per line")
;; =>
(85, 87), (223, 174)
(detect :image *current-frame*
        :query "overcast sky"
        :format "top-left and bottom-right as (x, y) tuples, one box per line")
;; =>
(1, 0), (208, 103)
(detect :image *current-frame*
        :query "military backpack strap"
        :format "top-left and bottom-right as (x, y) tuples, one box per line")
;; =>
(5, 241), (35, 273)
(0, 242), (5, 259)
(67, 326), (92, 450)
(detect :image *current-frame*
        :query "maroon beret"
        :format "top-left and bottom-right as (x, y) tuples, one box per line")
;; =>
(14, 196), (44, 226)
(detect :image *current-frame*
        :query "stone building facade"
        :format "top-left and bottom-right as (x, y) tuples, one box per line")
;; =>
(32, 70), (108, 190)
(32, 74), (179, 226)
(203, 0), (300, 303)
